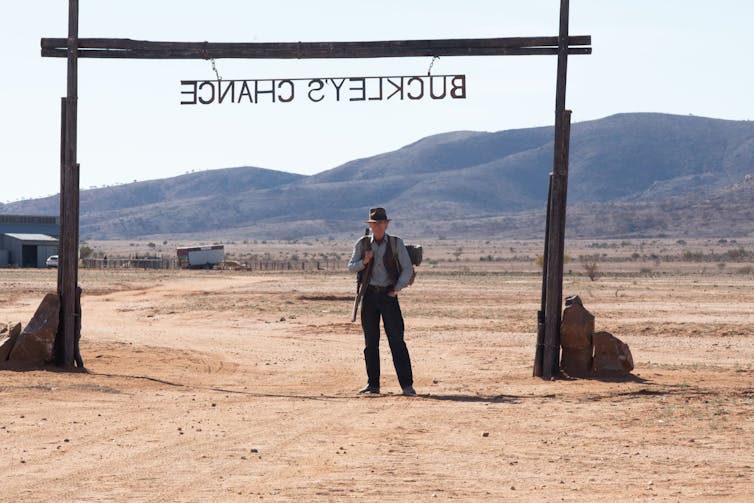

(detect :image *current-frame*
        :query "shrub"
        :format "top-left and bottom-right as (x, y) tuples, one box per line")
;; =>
(580, 255), (599, 281)
(79, 244), (94, 260)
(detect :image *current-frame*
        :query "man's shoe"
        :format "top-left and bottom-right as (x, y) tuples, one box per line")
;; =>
(402, 385), (416, 396)
(358, 384), (380, 394)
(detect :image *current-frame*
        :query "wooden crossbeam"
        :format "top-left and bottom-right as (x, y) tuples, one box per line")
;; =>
(41, 36), (591, 59)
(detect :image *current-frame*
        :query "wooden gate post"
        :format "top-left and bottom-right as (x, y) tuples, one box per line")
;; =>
(59, 0), (80, 368)
(539, 0), (573, 379)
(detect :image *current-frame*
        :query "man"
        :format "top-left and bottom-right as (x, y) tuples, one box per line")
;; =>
(348, 207), (416, 396)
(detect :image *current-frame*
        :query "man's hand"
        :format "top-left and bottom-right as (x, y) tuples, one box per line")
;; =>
(363, 250), (374, 264)
(388, 291), (398, 298)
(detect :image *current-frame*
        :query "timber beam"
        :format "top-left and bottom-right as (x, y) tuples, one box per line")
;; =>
(41, 36), (591, 59)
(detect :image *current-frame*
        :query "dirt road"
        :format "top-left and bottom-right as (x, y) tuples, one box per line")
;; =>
(2, 269), (753, 501)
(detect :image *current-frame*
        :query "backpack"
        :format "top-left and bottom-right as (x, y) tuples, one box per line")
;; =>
(389, 235), (422, 286)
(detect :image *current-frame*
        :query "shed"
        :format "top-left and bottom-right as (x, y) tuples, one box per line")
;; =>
(0, 233), (59, 268)
(0, 214), (59, 237)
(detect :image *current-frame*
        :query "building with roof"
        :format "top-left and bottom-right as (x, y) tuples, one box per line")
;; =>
(0, 215), (60, 268)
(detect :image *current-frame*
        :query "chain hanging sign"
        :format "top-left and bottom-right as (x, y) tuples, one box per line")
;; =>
(180, 74), (466, 105)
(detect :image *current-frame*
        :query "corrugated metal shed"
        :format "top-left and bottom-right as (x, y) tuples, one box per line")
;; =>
(0, 214), (59, 237)
(0, 232), (59, 268)
(3, 233), (59, 242)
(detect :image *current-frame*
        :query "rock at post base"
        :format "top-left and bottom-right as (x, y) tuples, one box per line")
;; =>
(560, 295), (595, 376)
(7, 294), (60, 366)
(1, 322), (23, 362)
(560, 348), (594, 377)
(561, 296), (594, 349)
(592, 331), (634, 374)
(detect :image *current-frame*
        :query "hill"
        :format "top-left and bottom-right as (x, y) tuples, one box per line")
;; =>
(2, 113), (753, 239)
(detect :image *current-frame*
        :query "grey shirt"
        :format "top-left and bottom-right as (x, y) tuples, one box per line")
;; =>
(348, 234), (413, 292)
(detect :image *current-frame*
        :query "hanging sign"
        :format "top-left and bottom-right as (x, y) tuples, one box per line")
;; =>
(180, 74), (466, 105)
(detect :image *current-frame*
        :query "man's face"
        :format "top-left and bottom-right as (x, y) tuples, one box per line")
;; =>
(369, 221), (388, 239)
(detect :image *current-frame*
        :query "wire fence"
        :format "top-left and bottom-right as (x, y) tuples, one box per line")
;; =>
(81, 257), (177, 269)
(80, 257), (349, 271)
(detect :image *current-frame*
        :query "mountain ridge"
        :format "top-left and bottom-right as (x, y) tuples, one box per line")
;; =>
(2, 113), (753, 240)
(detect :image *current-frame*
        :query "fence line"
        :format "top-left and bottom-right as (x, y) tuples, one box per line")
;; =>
(81, 257), (177, 269)
(80, 257), (349, 271)
(246, 260), (348, 272)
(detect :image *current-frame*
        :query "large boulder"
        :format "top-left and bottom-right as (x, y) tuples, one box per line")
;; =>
(0, 322), (22, 362)
(592, 331), (634, 374)
(7, 294), (60, 366)
(560, 295), (594, 376)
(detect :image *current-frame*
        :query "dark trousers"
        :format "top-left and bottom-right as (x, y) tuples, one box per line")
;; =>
(361, 289), (413, 389)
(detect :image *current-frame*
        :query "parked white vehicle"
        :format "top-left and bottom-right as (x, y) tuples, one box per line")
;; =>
(46, 254), (59, 268)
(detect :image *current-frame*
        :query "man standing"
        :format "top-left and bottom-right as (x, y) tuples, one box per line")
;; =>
(348, 207), (416, 396)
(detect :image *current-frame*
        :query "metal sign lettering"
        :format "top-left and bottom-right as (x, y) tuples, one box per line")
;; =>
(180, 74), (466, 105)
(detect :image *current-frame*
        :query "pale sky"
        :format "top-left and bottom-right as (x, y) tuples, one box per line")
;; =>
(1, 1), (752, 203)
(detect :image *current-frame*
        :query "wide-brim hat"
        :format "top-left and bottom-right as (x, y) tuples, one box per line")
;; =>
(365, 207), (390, 223)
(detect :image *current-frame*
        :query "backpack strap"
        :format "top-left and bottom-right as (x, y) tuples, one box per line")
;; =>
(390, 235), (417, 286)
(389, 235), (401, 272)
